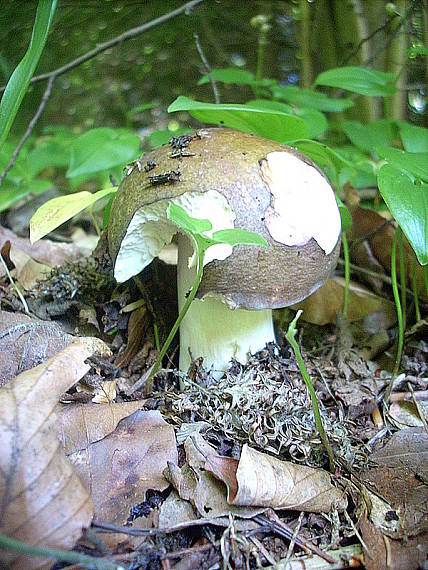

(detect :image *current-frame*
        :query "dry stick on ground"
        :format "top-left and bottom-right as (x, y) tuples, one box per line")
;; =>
(0, 75), (55, 186)
(0, 0), (206, 93)
(193, 32), (220, 103)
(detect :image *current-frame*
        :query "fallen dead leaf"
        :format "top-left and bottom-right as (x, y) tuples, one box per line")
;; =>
(293, 277), (396, 327)
(0, 341), (104, 569)
(165, 435), (265, 521)
(0, 224), (82, 274)
(205, 444), (347, 513)
(0, 311), (70, 387)
(67, 409), (177, 525)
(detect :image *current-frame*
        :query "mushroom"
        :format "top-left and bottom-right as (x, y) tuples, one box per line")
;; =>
(108, 128), (341, 376)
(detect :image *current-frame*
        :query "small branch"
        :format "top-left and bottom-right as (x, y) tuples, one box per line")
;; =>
(0, 0), (206, 93)
(193, 32), (220, 103)
(0, 76), (55, 187)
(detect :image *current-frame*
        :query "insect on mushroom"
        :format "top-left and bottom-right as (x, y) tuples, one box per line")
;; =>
(108, 128), (341, 377)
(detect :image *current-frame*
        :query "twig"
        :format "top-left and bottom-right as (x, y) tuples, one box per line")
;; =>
(0, 75), (55, 187)
(253, 514), (337, 565)
(0, 0), (206, 93)
(0, 252), (29, 313)
(193, 32), (220, 103)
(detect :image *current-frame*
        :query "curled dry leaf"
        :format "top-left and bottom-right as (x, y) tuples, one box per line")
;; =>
(0, 340), (105, 569)
(205, 444), (347, 513)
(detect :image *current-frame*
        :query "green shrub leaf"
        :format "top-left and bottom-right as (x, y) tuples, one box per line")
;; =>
(66, 128), (141, 178)
(271, 85), (354, 112)
(314, 66), (396, 96)
(30, 187), (115, 242)
(398, 122), (428, 153)
(377, 146), (428, 182)
(378, 164), (428, 265)
(342, 119), (398, 153)
(0, 0), (57, 150)
(168, 96), (308, 142)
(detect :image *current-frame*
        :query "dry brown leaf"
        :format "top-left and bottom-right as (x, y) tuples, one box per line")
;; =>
(346, 186), (426, 298)
(114, 305), (150, 368)
(165, 435), (265, 521)
(293, 277), (396, 327)
(0, 225), (82, 272)
(67, 409), (177, 524)
(205, 444), (347, 513)
(0, 311), (70, 387)
(9, 244), (52, 290)
(0, 341), (100, 569)
(57, 401), (145, 455)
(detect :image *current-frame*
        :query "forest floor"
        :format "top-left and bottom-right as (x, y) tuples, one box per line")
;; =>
(0, 203), (427, 570)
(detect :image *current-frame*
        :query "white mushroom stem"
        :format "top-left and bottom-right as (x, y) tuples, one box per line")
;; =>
(177, 235), (276, 376)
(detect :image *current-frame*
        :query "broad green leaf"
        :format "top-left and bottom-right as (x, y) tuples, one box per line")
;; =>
(0, 179), (51, 213)
(27, 132), (73, 178)
(30, 187), (115, 242)
(167, 202), (212, 234)
(198, 68), (275, 88)
(378, 165), (428, 265)
(314, 66), (396, 96)
(211, 228), (268, 247)
(66, 128), (141, 178)
(335, 145), (377, 188)
(407, 45), (428, 58)
(168, 96), (308, 142)
(247, 99), (327, 138)
(292, 139), (353, 182)
(271, 85), (354, 112)
(0, 0), (57, 149)
(198, 68), (255, 85)
(336, 195), (352, 232)
(342, 119), (398, 153)
(128, 102), (155, 116)
(376, 146), (428, 182)
(398, 122), (428, 153)
(147, 128), (192, 148)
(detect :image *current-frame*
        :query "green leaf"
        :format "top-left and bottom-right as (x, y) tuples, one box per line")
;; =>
(0, 179), (51, 213)
(314, 66), (396, 96)
(398, 122), (428, 153)
(167, 202), (212, 234)
(66, 128), (141, 178)
(247, 99), (327, 139)
(271, 85), (354, 112)
(0, 0), (57, 149)
(292, 139), (353, 182)
(342, 119), (398, 153)
(211, 228), (268, 247)
(198, 68), (255, 85)
(30, 187), (115, 242)
(27, 131), (73, 177)
(168, 96), (308, 142)
(378, 165), (428, 265)
(376, 146), (428, 182)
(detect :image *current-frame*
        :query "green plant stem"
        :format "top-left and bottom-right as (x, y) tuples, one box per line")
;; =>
(147, 247), (205, 387)
(341, 231), (350, 317)
(0, 534), (122, 570)
(391, 227), (404, 376)
(398, 229), (406, 331)
(412, 255), (421, 322)
(88, 204), (101, 237)
(299, 0), (312, 87)
(285, 310), (335, 473)
(423, 264), (428, 298)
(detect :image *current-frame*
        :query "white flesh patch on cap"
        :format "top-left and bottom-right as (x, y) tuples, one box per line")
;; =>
(114, 190), (236, 282)
(261, 151), (341, 254)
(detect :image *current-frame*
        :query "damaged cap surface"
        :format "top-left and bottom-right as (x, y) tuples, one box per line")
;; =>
(108, 128), (341, 310)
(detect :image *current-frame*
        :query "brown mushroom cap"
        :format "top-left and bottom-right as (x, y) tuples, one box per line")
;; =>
(108, 128), (341, 310)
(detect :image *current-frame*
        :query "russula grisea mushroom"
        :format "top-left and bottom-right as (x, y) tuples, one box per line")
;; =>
(108, 128), (341, 375)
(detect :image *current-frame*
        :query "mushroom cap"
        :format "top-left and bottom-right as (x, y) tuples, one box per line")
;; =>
(108, 128), (341, 310)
